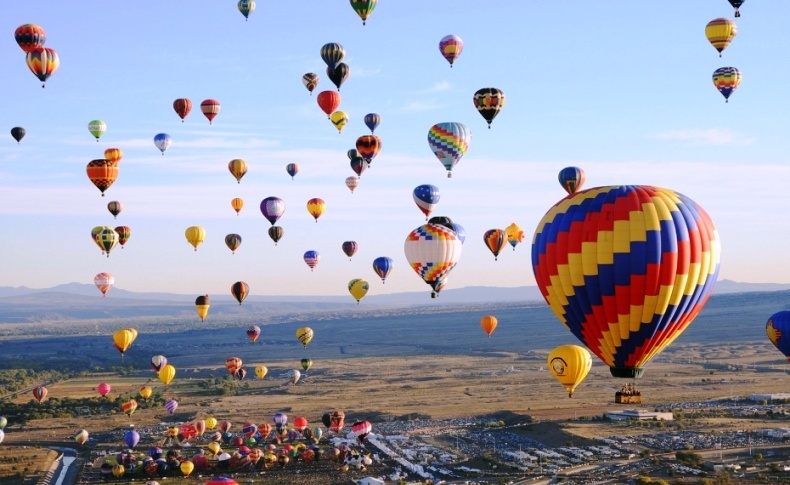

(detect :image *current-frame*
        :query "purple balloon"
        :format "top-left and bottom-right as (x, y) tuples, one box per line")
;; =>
(123, 430), (140, 449)
(260, 197), (285, 225)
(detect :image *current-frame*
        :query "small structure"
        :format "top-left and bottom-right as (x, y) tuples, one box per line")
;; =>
(605, 409), (673, 422)
(356, 478), (385, 485)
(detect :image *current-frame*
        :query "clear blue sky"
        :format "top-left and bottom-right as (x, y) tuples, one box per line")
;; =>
(1, 1), (787, 298)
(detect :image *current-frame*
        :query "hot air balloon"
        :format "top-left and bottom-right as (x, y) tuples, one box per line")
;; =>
(327, 63), (350, 91)
(347, 149), (359, 160)
(104, 148), (122, 163)
(330, 411), (345, 433)
(247, 325), (261, 343)
(532, 185), (721, 379)
(364, 113), (380, 134)
(91, 226), (107, 253)
(107, 201), (122, 219)
(201, 99), (220, 124)
(228, 159), (247, 183)
(33, 386), (47, 403)
(372, 256), (393, 283)
(165, 399), (179, 414)
(505, 223), (524, 251)
(94, 272), (115, 297)
(151, 355), (167, 372)
(352, 421), (372, 442)
(330, 110), (349, 133)
(86, 159), (119, 196)
(112, 465), (125, 478)
(195, 294), (210, 321)
(25, 46), (59, 87)
(413, 184), (440, 219)
(10, 127), (25, 144)
(307, 198), (325, 222)
(185, 226), (205, 251)
(404, 220), (463, 298)
(97, 383), (111, 397)
(255, 365), (268, 379)
(706, 18), (737, 57)
(473, 88), (506, 129)
(180, 460), (195, 477)
(139, 386), (152, 400)
(288, 369), (301, 385)
(123, 429), (140, 448)
(15, 24), (46, 53)
(728, 0), (744, 17)
(345, 176), (359, 193)
(350, 157), (366, 176)
(483, 229), (506, 261)
(480, 315), (498, 337)
(439, 35), (463, 67)
(158, 365), (176, 386)
(115, 226), (131, 248)
(286, 163), (299, 179)
(234, 368), (247, 381)
(350, 0), (377, 25)
(238, 0), (255, 20)
(173, 98), (192, 122)
(74, 429), (89, 445)
(304, 250), (320, 271)
(428, 122), (471, 178)
(548, 345), (592, 398)
(342, 241), (358, 260)
(88, 120), (106, 141)
(356, 135), (381, 165)
(260, 197), (285, 225)
(206, 417), (218, 430)
(226, 357), (243, 375)
(767, 311), (790, 361)
(113, 328), (137, 356)
(317, 91), (341, 118)
(0, 417), (7, 429)
(558, 166), (586, 195)
(320, 43), (345, 70)
(154, 133), (171, 155)
(231, 197), (244, 215)
(296, 327), (314, 348)
(97, 227), (119, 257)
(300, 359), (312, 373)
(348, 278), (369, 304)
(302, 73), (320, 96)
(713, 67), (741, 103)
(268, 226), (284, 245)
(231, 281), (249, 305)
(225, 234), (242, 254)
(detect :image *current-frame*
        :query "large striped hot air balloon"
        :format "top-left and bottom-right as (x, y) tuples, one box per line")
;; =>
(705, 18), (737, 57)
(356, 135), (381, 165)
(531, 185), (721, 379)
(86, 159), (119, 196)
(712, 67), (741, 103)
(349, 0), (377, 25)
(25, 46), (59, 87)
(320, 43), (345, 70)
(404, 220), (463, 298)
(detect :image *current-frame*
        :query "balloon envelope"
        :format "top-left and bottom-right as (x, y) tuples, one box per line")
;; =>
(427, 122), (471, 177)
(548, 345), (592, 397)
(531, 185), (721, 378)
(439, 35), (463, 66)
(767, 311), (790, 361)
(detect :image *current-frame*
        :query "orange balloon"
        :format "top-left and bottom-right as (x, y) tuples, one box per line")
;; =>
(480, 315), (498, 337)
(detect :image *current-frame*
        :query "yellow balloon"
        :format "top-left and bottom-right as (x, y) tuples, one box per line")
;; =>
(112, 465), (125, 478)
(158, 364), (176, 385)
(206, 417), (217, 430)
(330, 110), (349, 133)
(705, 18), (737, 57)
(296, 327), (314, 347)
(167, 426), (179, 437)
(185, 226), (206, 250)
(505, 222), (524, 250)
(348, 278), (369, 304)
(207, 442), (221, 455)
(255, 365), (268, 379)
(231, 197), (244, 215)
(548, 344), (592, 398)
(112, 328), (137, 355)
(139, 386), (152, 399)
(180, 460), (194, 476)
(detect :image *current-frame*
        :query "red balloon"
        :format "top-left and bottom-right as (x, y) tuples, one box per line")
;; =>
(200, 99), (221, 124)
(317, 91), (341, 118)
(173, 98), (192, 122)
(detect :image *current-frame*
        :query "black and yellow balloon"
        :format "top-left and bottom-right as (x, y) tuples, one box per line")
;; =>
(548, 344), (592, 398)
(296, 327), (314, 348)
(195, 294), (210, 321)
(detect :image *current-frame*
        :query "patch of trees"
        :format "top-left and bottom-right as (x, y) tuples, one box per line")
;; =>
(675, 450), (703, 467)
(0, 394), (165, 424)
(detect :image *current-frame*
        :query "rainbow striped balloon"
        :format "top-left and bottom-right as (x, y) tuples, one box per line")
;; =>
(427, 122), (471, 178)
(712, 67), (741, 102)
(531, 186), (721, 378)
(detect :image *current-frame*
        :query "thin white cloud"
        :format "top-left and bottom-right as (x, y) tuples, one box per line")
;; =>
(393, 99), (445, 114)
(653, 128), (755, 147)
(424, 81), (452, 93)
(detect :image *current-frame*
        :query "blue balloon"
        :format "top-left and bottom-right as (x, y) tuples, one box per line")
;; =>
(768, 311), (790, 360)
(153, 133), (171, 155)
(123, 430), (140, 449)
(372, 256), (394, 283)
(413, 184), (440, 219)
(364, 113), (381, 134)
(446, 222), (466, 244)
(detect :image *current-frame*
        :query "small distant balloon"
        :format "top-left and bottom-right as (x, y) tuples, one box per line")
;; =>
(10, 127), (25, 144)
(200, 99), (221, 124)
(173, 98), (192, 122)
(558, 167), (586, 195)
(286, 163), (299, 179)
(345, 176), (359, 193)
(302, 73), (319, 95)
(439, 35), (463, 67)
(88, 120), (106, 141)
(154, 133), (171, 155)
(713, 67), (741, 103)
(238, 0), (256, 20)
(364, 113), (381, 134)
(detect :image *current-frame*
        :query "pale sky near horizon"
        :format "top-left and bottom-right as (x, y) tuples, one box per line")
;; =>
(1, 1), (788, 298)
